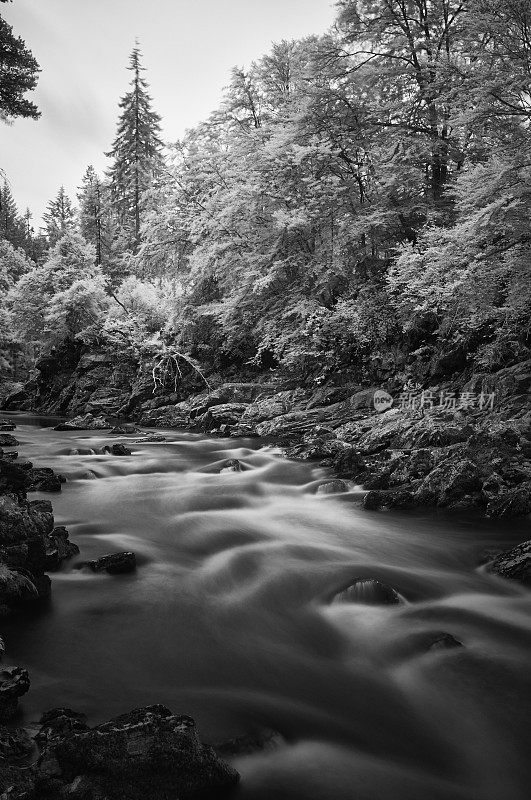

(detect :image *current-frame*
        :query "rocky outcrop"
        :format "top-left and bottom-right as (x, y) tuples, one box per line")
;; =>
(54, 413), (111, 431)
(33, 705), (239, 800)
(0, 667), (30, 722)
(486, 540), (530, 586)
(44, 527), (80, 571)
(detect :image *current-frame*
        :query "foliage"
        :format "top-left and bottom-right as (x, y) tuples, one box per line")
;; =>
(0, 10), (39, 122)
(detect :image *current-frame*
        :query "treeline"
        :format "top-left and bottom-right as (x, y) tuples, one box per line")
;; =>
(2, 0), (531, 396)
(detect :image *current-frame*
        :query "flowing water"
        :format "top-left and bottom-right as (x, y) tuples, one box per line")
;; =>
(2, 413), (531, 800)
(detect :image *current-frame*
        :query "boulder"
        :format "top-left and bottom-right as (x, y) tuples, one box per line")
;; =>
(0, 564), (38, 609)
(0, 460), (28, 497)
(84, 552), (136, 575)
(486, 540), (531, 586)
(332, 578), (401, 605)
(44, 527), (80, 571)
(241, 390), (305, 424)
(362, 490), (385, 510)
(416, 459), (482, 507)
(0, 725), (33, 761)
(198, 403), (248, 429)
(102, 444), (132, 456)
(486, 482), (531, 518)
(110, 425), (140, 435)
(316, 480), (348, 495)
(35, 704), (240, 800)
(0, 434), (19, 448)
(0, 420), (16, 432)
(26, 467), (66, 493)
(134, 434), (166, 443)
(0, 667), (30, 722)
(54, 414), (111, 431)
(0, 495), (54, 545)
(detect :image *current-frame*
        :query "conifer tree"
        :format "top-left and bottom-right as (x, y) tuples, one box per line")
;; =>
(106, 44), (164, 251)
(43, 186), (75, 245)
(0, 180), (22, 245)
(0, 9), (40, 122)
(77, 165), (106, 265)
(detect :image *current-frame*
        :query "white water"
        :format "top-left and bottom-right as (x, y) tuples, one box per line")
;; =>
(2, 414), (531, 800)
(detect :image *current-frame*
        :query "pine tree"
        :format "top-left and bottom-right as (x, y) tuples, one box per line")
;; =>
(0, 10), (40, 122)
(106, 44), (164, 251)
(43, 186), (75, 245)
(77, 165), (106, 264)
(0, 180), (22, 245)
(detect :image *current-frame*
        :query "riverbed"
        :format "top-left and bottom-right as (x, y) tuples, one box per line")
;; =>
(2, 413), (531, 800)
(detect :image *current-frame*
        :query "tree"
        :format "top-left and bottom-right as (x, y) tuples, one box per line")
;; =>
(0, 7), (40, 122)
(0, 179), (24, 246)
(106, 44), (164, 251)
(77, 165), (106, 264)
(43, 186), (75, 245)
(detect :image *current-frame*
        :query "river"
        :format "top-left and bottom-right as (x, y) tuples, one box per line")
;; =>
(2, 413), (531, 800)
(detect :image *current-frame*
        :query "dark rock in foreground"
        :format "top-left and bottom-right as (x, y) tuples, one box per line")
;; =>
(26, 466), (66, 493)
(34, 705), (240, 800)
(0, 667), (30, 722)
(0, 420), (16, 432)
(486, 540), (531, 586)
(332, 578), (402, 605)
(83, 551), (137, 575)
(44, 527), (80, 571)
(0, 434), (19, 448)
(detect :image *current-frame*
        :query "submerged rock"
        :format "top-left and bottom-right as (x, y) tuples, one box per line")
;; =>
(219, 459), (241, 474)
(316, 479), (348, 495)
(214, 727), (284, 758)
(134, 433), (167, 443)
(109, 424), (140, 434)
(486, 540), (531, 586)
(332, 578), (402, 605)
(83, 551), (137, 575)
(35, 704), (240, 800)
(0, 667), (30, 722)
(428, 633), (463, 651)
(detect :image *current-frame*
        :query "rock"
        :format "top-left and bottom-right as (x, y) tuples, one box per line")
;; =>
(332, 578), (401, 605)
(0, 636), (4, 657)
(0, 725), (33, 761)
(36, 708), (89, 747)
(0, 667), (30, 722)
(44, 527), (80, 571)
(219, 459), (241, 474)
(54, 414), (111, 431)
(35, 704), (240, 800)
(486, 540), (531, 585)
(0, 420), (16, 432)
(198, 403), (249, 429)
(0, 495), (54, 545)
(241, 390), (305, 424)
(428, 633), (463, 651)
(0, 564), (38, 608)
(26, 467), (66, 493)
(134, 434), (166, 443)
(486, 482), (531, 518)
(102, 444), (132, 456)
(0, 461), (28, 497)
(387, 490), (416, 510)
(0, 435), (19, 448)
(416, 458), (482, 507)
(316, 480), (348, 495)
(110, 425), (140, 435)
(84, 552), (136, 575)
(362, 490), (385, 510)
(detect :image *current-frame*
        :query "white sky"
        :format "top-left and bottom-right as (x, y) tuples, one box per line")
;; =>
(0, 0), (337, 229)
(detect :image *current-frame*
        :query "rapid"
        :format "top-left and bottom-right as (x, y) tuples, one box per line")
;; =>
(2, 414), (531, 800)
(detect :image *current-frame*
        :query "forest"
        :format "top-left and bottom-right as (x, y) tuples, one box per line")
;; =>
(1, 0), (530, 399)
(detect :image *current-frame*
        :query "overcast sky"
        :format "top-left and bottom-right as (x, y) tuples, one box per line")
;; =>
(0, 0), (336, 229)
